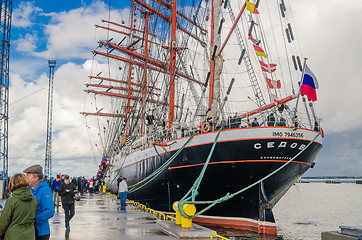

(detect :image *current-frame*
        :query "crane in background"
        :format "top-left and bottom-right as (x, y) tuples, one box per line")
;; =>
(0, 0), (12, 197)
(44, 60), (56, 179)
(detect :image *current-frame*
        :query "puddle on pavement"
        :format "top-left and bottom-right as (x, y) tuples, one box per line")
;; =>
(209, 227), (282, 240)
(98, 206), (107, 209)
(109, 227), (166, 236)
(125, 216), (155, 221)
(100, 217), (118, 221)
(293, 221), (317, 226)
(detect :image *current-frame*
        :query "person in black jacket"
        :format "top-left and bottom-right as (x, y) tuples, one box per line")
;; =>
(267, 113), (275, 126)
(116, 176), (123, 199)
(58, 175), (76, 233)
(71, 177), (77, 189)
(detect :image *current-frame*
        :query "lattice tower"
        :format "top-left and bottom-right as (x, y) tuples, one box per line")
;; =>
(44, 60), (56, 179)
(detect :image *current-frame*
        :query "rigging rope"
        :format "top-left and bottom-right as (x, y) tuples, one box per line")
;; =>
(265, 0), (288, 97)
(127, 133), (195, 193)
(178, 128), (223, 206)
(178, 132), (320, 219)
(286, 0), (303, 57)
(84, 116), (102, 168)
(276, 0), (298, 94)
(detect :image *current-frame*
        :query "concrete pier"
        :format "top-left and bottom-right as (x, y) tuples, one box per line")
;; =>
(49, 193), (214, 240)
(322, 226), (362, 240)
(321, 231), (359, 240)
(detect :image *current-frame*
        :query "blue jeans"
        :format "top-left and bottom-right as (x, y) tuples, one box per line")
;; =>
(120, 191), (127, 205)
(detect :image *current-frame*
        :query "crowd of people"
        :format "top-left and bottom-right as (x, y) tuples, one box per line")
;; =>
(0, 164), (102, 240)
(43, 175), (101, 197)
(96, 156), (109, 181)
(202, 108), (291, 133)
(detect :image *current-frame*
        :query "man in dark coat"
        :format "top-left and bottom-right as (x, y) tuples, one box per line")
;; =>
(58, 175), (76, 233)
(80, 177), (86, 194)
(77, 177), (81, 192)
(251, 118), (260, 127)
(116, 176), (123, 199)
(267, 113), (275, 126)
(279, 117), (286, 126)
(71, 177), (77, 189)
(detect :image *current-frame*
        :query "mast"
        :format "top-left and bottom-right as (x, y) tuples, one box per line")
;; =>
(168, 0), (178, 129)
(209, 0), (223, 117)
(293, 58), (307, 123)
(126, 0), (135, 135)
(140, 10), (150, 135)
(91, 0), (204, 132)
(208, 0), (215, 109)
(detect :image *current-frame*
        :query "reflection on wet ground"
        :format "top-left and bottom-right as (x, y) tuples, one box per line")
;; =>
(207, 227), (282, 240)
(4, 194), (282, 239)
(49, 193), (208, 240)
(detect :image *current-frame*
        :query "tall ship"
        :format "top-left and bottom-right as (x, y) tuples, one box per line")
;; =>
(82, 0), (323, 235)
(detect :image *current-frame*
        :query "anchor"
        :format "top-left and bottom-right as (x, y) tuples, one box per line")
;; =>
(258, 181), (276, 234)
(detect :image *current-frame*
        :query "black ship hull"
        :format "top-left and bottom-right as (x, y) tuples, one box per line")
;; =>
(106, 127), (323, 234)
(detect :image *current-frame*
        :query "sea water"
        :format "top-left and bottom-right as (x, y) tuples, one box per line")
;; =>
(221, 182), (362, 240)
(274, 182), (362, 240)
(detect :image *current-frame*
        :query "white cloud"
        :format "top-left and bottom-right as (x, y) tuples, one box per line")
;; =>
(290, 0), (362, 134)
(32, 2), (131, 60)
(12, 2), (42, 28)
(8, 61), (102, 177)
(13, 33), (38, 52)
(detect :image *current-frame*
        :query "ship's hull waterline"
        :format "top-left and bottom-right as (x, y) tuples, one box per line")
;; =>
(106, 126), (323, 235)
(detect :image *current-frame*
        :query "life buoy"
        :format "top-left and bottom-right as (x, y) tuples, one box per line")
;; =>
(201, 122), (211, 133)
(321, 128), (324, 137)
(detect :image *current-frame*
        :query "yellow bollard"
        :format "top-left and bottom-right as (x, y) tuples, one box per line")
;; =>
(102, 185), (107, 193)
(172, 201), (182, 225)
(181, 203), (196, 228)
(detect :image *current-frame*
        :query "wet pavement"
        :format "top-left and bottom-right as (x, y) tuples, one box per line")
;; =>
(49, 193), (202, 240)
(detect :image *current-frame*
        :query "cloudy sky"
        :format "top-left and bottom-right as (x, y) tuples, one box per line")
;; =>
(6, 0), (362, 178)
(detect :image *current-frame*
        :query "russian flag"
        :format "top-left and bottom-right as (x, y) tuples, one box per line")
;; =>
(301, 64), (318, 101)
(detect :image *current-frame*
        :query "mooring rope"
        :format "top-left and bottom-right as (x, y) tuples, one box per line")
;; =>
(128, 133), (195, 194)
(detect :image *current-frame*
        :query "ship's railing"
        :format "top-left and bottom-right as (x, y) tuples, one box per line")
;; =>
(120, 107), (320, 148)
(177, 110), (320, 137)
